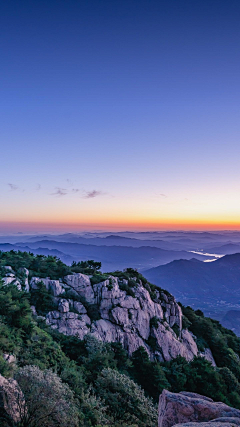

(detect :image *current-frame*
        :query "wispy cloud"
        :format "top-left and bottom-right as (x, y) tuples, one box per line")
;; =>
(51, 187), (68, 197)
(160, 193), (167, 198)
(50, 186), (106, 199)
(36, 184), (41, 191)
(8, 183), (20, 191)
(83, 190), (105, 199)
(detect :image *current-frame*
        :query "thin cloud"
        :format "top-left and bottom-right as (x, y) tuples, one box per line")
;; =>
(83, 190), (105, 199)
(36, 184), (41, 191)
(72, 188), (80, 193)
(153, 192), (167, 198)
(51, 187), (68, 197)
(8, 183), (20, 191)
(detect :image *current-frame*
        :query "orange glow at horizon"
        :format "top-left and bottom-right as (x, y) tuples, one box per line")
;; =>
(2, 217), (240, 232)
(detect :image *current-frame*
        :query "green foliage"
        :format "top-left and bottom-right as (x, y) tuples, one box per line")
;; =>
(182, 314), (191, 330)
(182, 305), (240, 382)
(0, 251), (71, 280)
(86, 304), (101, 321)
(0, 355), (14, 378)
(30, 281), (56, 315)
(131, 347), (170, 401)
(0, 251), (103, 281)
(15, 365), (79, 427)
(95, 367), (158, 426)
(18, 326), (68, 371)
(146, 336), (158, 351)
(164, 355), (240, 408)
(118, 282), (136, 297)
(90, 274), (109, 285)
(0, 281), (32, 335)
(71, 260), (102, 275)
(107, 278), (113, 290)
(172, 323), (180, 337)
(1, 252), (240, 424)
(150, 316), (160, 329)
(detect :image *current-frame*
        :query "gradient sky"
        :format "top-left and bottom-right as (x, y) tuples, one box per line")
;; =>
(1, 0), (240, 232)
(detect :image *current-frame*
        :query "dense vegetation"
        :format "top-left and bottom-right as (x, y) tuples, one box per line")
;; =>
(0, 250), (240, 426)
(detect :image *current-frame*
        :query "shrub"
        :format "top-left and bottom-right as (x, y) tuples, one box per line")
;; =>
(150, 316), (160, 329)
(15, 365), (79, 427)
(172, 324), (180, 337)
(96, 368), (158, 427)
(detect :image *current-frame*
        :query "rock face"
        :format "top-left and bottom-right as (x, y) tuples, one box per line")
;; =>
(0, 374), (25, 423)
(30, 277), (64, 296)
(2, 266), (29, 291)
(43, 274), (200, 360)
(30, 272), (210, 362)
(158, 389), (240, 427)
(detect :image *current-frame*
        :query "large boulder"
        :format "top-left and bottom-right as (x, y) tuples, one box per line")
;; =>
(158, 390), (240, 427)
(174, 420), (240, 427)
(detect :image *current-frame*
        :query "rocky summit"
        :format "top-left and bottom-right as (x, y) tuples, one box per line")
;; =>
(3, 266), (215, 363)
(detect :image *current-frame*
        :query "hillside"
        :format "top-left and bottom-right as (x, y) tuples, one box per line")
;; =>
(0, 251), (240, 426)
(144, 254), (240, 317)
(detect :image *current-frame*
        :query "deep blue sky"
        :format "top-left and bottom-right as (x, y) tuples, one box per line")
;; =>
(1, 0), (240, 231)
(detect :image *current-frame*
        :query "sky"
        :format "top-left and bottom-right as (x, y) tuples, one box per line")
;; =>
(1, 0), (240, 232)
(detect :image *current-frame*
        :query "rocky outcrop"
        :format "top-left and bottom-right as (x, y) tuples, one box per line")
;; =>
(30, 277), (64, 296)
(43, 274), (199, 360)
(158, 389), (240, 427)
(2, 266), (29, 291)
(0, 374), (25, 423)
(42, 273), (210, 361)
(1, 267), (215, 362)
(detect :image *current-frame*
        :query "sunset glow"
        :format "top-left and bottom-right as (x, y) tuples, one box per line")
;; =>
(1, 1), (240, 234)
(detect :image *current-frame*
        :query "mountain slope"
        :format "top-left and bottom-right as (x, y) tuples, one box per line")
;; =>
(1, 250), (240, 422)
(144, 253), (240, 313)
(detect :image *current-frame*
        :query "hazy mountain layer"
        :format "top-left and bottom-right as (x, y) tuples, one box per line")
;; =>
(0, 240), (215, 271)
(144, 254), (240, 326)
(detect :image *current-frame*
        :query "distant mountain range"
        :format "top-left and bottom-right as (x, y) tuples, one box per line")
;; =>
(203, 243), (240, 254)
(3, 230), (240, 252)
(0, 240), (215, 272)
(144, 253), (240, 315)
